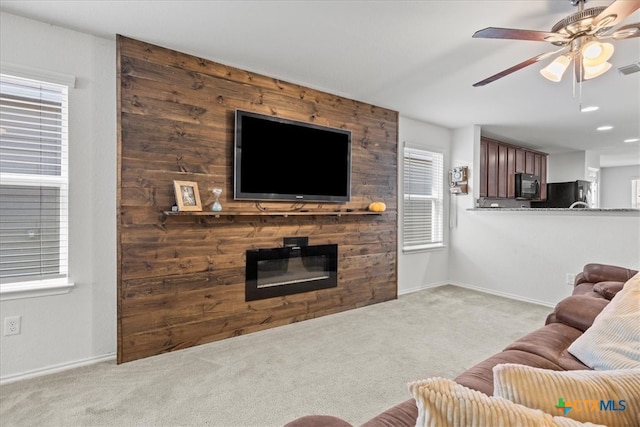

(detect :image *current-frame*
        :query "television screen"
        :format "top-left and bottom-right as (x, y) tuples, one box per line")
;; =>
(234, 110), (352, 203)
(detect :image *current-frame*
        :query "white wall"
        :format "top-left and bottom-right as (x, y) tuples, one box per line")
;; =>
(584, 150), (600, 181)
(448, 126), (640, 306)
(548, 151), (587, 182)
(450, 209), (639, 306)
(601, 165), (640, 208)
(0, 12), (117, 380)
(547, 150), (600, 184)
(397, 116), (451, 294)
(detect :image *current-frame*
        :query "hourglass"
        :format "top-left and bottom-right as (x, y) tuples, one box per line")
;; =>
(211, 187), (222, 212)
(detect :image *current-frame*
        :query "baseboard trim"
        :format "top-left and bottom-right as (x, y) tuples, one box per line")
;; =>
(399, 281), (555, 308)
(398, 281), (449, 296)
(0, 352), (116, 385)
(450, 282), (556, 308)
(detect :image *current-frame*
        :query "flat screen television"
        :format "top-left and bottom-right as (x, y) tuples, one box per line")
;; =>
(234, 110), (352, 203)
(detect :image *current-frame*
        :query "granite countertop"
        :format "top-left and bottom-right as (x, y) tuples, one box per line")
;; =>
(468, 207), (639, 212)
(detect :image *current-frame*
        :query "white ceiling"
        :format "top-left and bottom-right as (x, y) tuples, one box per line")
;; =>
(2, 0), (639, 166)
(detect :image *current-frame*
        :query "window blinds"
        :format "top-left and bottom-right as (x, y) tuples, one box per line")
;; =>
(0, 74), (69, 284)
(403, 147), (444, 251)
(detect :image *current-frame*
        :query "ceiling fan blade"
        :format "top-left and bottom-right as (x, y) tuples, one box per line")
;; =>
(595, 22), (640, 39)
(612, 22), (640, 39)
(592, 0), (640, 29)
(472, 49), (566, 87)
(473, 27), (568, 43)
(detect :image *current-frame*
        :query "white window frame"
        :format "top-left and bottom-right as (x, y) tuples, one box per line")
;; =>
(0, 66), (75, 300)
(402, 145), (445, 252)
(587, 167), (599, 208)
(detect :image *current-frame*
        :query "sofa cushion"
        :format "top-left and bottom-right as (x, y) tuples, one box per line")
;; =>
(504, 323), (585, 364)
(454, 349), (565, 396)
(571, 283), (605, 299)
(493, 363), (640, 426)
(581, 264), (637, 285)
(360, 399), (418, 427)
(593, 281), (625, 300)
(284, 415), (353, 427)
(568, 273), (640, 370)
(408, 377), (603, 426)
(548, 297), (610, 332)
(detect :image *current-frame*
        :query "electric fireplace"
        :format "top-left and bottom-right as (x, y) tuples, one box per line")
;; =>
(245, 244), (338, 301)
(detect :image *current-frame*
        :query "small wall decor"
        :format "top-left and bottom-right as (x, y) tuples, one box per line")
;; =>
(368, 201), (387, 212)
(211, 187), (223, 212)
(449, 166), (469, 195)
(173, 180), (203, 211)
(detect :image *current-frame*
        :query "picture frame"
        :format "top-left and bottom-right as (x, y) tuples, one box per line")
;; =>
(173, 180), (202, 211)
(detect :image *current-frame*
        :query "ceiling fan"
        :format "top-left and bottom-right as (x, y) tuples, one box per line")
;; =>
(472, 0), (640, 87)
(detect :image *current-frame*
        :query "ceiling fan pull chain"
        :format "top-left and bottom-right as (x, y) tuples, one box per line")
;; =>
(572, 62), (577, 100)
(577, 61), (585, 108)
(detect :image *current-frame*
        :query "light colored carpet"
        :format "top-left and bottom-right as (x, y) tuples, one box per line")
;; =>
(0, 285), (551, 427)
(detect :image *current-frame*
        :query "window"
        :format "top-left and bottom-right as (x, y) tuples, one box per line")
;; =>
(0, 73), (69, 291)
(402, 146), (444, 251)
(587, 167), (599, 208)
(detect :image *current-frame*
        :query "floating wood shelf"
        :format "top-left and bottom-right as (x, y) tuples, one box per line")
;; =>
(162, 210), (384, 218)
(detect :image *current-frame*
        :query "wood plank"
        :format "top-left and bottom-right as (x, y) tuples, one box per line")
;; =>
(507, 146), (516, 198)
(479, 139), (488, 197)
(487, 141), (498, 197)
(497, 144), (508, 198)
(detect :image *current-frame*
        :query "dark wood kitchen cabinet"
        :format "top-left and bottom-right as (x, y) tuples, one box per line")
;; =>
(480, 137), (548, 200)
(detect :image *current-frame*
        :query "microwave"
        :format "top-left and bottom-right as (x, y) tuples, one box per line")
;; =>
(515, 173), (540, 200)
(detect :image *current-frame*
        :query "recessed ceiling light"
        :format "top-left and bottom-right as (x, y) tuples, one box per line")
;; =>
(581, 106), (599, 112)
(624, 138), (640, 143)
(597, 125), (613, 131)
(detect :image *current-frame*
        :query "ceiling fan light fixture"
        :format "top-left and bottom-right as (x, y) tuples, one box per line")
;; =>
(580, 105), (599, 112)
(582, 41), (614, 67)
(540, 55), (572, 82)
(584, 61), (613, 80)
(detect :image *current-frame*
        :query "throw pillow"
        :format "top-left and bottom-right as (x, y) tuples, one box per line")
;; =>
(493, 364), (640, 426)
(568, 272), (640, 370)
(408, 377), (603, 427)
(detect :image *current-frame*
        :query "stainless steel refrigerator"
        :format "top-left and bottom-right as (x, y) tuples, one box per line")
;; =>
(532, 180), (592, 208)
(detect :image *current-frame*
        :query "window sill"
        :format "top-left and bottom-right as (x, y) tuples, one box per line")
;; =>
(0, 278), (75, 301)
(402, 244), (447, 254)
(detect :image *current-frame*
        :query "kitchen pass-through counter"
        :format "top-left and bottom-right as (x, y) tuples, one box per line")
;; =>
(468, 208), (639, 213)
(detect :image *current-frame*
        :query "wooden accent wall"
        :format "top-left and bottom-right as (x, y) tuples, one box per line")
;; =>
(116, 36), (398, 363)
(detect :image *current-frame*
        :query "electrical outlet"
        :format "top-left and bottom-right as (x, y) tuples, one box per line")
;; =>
(566, 274), (576, 286)
(4, 316), (21, 336)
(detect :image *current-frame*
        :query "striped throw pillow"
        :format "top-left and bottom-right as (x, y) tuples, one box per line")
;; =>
(408, 377), (603, 427)
(493, 364), (640, 426)
(568, 272), (640, 370)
